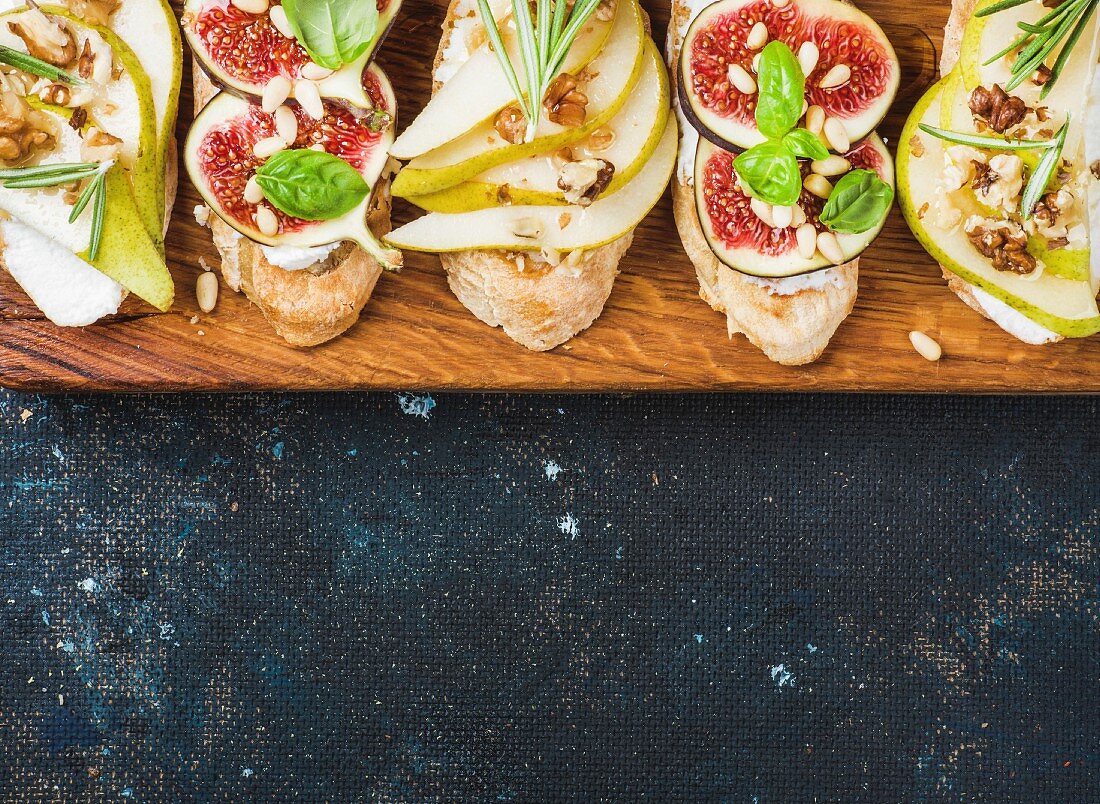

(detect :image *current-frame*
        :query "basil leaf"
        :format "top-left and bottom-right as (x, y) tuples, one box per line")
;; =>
(819, 169), (895, 234)
(734, 141), (802, 207)
(755, 41), (804, 140)
(282, 0), (379, 71)
(782, 128), (829, 161)
(255, 149), (370, 221)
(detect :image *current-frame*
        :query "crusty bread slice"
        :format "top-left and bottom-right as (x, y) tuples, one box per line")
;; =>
(937, 0), (1064, 344)
(192, 66), (391, 347)
(429, 0), (635, 352)
(667, 0), (858, 366)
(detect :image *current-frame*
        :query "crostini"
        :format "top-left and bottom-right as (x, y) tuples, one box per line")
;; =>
(183, 0), (402, 347)
(898, 0), (1100, 344)
(385, 0), (675, 352)
(668, 0), (899, 365)
(0, 0), (179, 326)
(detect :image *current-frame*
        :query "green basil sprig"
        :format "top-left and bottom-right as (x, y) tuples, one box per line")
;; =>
(819, 169), (895, 234)
(282, 0), (379, 71)
(755, 41), (805, 139)
(733, 42), (810, 206)
(255, 149), (370, 221)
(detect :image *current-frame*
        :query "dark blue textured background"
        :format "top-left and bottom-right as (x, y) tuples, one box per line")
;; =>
(0, 392), (1096, 802)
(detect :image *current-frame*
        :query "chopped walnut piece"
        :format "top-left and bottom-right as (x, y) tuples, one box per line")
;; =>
(1032, 191), (1061, 230)
(1033, 64), (1052, 86)
(0, 90), (56, 166)
(917, 202), (929, 220)
(77, 38), (95, 81)
(543, 72), (588, 127)
(80, 126), (122, 163)
(64, 0), (121, 27)
(68, 106), (87, 130)
(1047, 237), (1069, 250)
(967, 220), (1036, 274)
(7, 11), (77, 68)
(971, 160), (999, 194)
(494, 105), (526, 144)
(969, 84), (1027, 133)
(557, 157), (614, 206)
(1091, 160), (1100, 180)
(909, 135), (924, 158)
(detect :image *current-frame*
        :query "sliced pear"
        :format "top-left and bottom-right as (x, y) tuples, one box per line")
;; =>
(392, 0), (645, 199)
(1, 7), (164, 245)
(386, 114), (676, 253)
(91, 0), (182, 210)
(0, 118), (172, 311)
(405, 40), (669, 213)
(898, 74), (1100, 337)
(389, 1), (616, 160)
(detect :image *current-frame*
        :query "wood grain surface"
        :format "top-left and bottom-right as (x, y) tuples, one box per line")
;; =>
(0, 0), (1097, 392)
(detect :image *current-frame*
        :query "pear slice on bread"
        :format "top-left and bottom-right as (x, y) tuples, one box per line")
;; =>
(0, 2), (178, 324)
(388, 0), (671, 352)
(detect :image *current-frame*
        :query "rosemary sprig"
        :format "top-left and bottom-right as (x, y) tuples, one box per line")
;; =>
(918, 119), (1069, 220)
(477, 0), (605, 141)
(979, 0), (1098, 97)
(1020, 119), (1068, 218)
(0, 45), (84, 85)
(0, 160), (111, 260)
(917, 123), (1056, 150)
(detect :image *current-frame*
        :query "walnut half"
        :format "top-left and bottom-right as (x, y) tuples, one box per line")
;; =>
(543, 72), (588, 128)
(557, 158), (614, 206)
(969, 84), (1027, 134)
(966, 219), (1036, 274)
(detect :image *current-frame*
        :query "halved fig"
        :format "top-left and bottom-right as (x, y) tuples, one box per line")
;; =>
(185, 63), (400, 269)
(694, 133), (894, 278)
(182, 0), (401, 108)
(679, 0), (899, 150)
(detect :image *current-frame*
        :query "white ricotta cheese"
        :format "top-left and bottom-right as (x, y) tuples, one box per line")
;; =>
(740, 268), (845, 296)
(260, 242), (341, 271)
(0, 218), (124, 326)
(669, 0), (715, 186)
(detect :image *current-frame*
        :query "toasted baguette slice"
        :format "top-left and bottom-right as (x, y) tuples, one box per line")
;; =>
(192, 67), (392, 347)
(429, 0), (636, 352)
(938, 0), (1063, 344)
(667, 0), (858, 366)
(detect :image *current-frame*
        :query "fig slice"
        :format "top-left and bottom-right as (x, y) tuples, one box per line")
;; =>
(694, 133), (894, 278)
(679, 0), (899, 150)
(185, 64), (401, 270)
(182, 0), (402, 109)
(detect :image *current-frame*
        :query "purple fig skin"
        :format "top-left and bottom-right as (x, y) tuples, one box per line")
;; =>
(675, 55), (746, 155)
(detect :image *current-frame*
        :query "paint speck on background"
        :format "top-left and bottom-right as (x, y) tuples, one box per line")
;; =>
(557, 514), (579, 539)
(543, 461), (562, 481)
(271, 442), (284, 460)
(770, 664), (795, 688)
(397, 394), (436, 419)
(241, 768), (254, 778)
(77, 577), (98, 594)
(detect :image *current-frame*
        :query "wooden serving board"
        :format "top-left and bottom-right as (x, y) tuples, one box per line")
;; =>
(0, 0), (1097, 392)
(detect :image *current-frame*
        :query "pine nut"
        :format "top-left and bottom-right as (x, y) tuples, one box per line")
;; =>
(752, 53), (761, 73)
(295, 79), (325, 120)
(243, 175), (265, 204)
(255, 205), (279, 237)
(796, 223), (818, 259)
(773, 0), (791, 7)
(261, 75), (291, 113)
(196, 270), (219, 313)
(747, 22), (769, 50)
(804, 173), (833, 199)
(798, 41), (820, 78)
(817, 231), (845, 264)
(909, 330), (943, 361)
(727, 64), (757, 95)
(268, 4), (293, 38)
(253, 135), (287, 158)
(231, 0), (269, 13)
(819, 64), (852, 89)
(300, 62), (335, 81)
(274, 105), (298, 144)
(805, 104), (826, 135)
(811, 155), (851, 177)
(750, 197), (776, 228)
(310, 143), (326, 151)
(823, 117), (850, 152)
(790, 204), (807, 227)
(771, 204), (794, 229)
